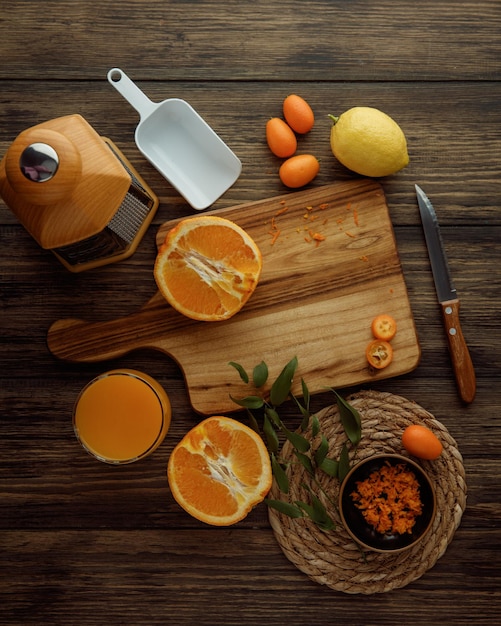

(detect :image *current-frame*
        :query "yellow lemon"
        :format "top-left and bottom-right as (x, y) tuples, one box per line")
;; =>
(329, 107), (409, 177)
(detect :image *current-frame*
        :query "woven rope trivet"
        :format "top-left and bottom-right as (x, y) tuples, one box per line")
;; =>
(268, 390), (466, 594)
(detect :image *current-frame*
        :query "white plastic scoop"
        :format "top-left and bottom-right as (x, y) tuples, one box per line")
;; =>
(107, 68), (242, 210)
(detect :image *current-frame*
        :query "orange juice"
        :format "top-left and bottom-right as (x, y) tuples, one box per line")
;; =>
(73, 369), (171, 464)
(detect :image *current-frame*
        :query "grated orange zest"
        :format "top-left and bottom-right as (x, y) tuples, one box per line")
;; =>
(351, 461), (423, 535)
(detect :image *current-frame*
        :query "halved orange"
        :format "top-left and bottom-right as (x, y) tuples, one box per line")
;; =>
(167, 416), (272, 526)
(154, 215), (262, 321)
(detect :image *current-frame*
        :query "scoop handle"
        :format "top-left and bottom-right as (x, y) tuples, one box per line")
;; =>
(107, 68), (158, 120)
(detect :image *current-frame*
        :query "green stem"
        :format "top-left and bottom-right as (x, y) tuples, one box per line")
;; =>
(310, 474), (340, 516)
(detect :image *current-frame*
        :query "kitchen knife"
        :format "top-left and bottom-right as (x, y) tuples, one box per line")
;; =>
(415, 184), (476, 403)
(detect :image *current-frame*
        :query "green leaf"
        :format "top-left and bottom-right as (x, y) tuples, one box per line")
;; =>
(311, 415), (320, 438)
(319, 456), (339, 478)
(270, 356), (298, 406)
(229, 395), (265, 410)
(292, 394), (310, 430)
(314, 434), (329, 467)
(300, 411), (310, 432)
(332, 390), (362, 446)
(300, 412), (310, 432)
(316, 517), (336, 531)
(338, 442), (351, 484)
(300, 485), (336, 531)
(265, 499), (304, 518)
(265, 406), (281, 428)
(263, 413), (279, 454)
(310, 494), (336, 531)
(252, 361), (269, 388)
(293, 449), (314, 475)
(283, 427), (310, 453)
(271, 454), (289, 494)
(315, 516), (336, 531)
(294, 499), (335, 530)
(228, 361), (249, 384)
(301, 378), (310, 411)
(294, 499), (316, 519)
(293, 379), (311, 431)
(246, 409), (260, 434)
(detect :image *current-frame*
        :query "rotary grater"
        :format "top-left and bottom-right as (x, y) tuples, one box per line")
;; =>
(0, 114), (159, 272)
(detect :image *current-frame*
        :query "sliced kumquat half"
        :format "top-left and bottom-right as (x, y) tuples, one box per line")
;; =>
(366, 339), (394, 370)
(154, 216), (262, 322)
(167, 416), (272, 526)
(371, 314), (397, 341)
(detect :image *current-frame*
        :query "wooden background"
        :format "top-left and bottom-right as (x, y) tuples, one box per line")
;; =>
(1, 1), (500, 624)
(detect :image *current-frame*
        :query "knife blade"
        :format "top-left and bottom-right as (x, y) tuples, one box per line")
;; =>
(415, 184), (476, 403)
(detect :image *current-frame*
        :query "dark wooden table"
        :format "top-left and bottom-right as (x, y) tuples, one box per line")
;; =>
(1, 1), (500, 624)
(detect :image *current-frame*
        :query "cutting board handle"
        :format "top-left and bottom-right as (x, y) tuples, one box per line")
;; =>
(47, 293), (180, 363)
(47, 317), (131, 362)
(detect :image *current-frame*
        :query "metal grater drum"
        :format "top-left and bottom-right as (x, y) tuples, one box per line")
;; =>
(53, 138), (159, 271)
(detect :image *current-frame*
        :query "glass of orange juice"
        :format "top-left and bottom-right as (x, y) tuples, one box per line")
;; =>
(73, 369), (171, 464)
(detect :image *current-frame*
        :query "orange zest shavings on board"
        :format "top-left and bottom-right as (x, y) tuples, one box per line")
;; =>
(345, 201), (360, 226)
(266, 199), (362, 251)
(351, 462), (423, 535)
(268, 201), (330, 246)
(268, 214), (282, 245)
(301, 202), (329, 246)
(304, 230), (326, 247)
(270, 229), (281, 245)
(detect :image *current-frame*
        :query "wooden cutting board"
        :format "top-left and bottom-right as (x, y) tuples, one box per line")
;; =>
(47, 179), (420, 415)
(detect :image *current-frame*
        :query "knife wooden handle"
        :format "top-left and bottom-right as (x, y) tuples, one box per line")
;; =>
(440, 299), (476, 403)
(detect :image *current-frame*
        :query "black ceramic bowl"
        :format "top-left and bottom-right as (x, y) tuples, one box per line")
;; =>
(339, 454), (436, 553)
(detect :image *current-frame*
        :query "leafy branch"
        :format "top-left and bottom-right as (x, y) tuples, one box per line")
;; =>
(229, 356), (362, 531)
